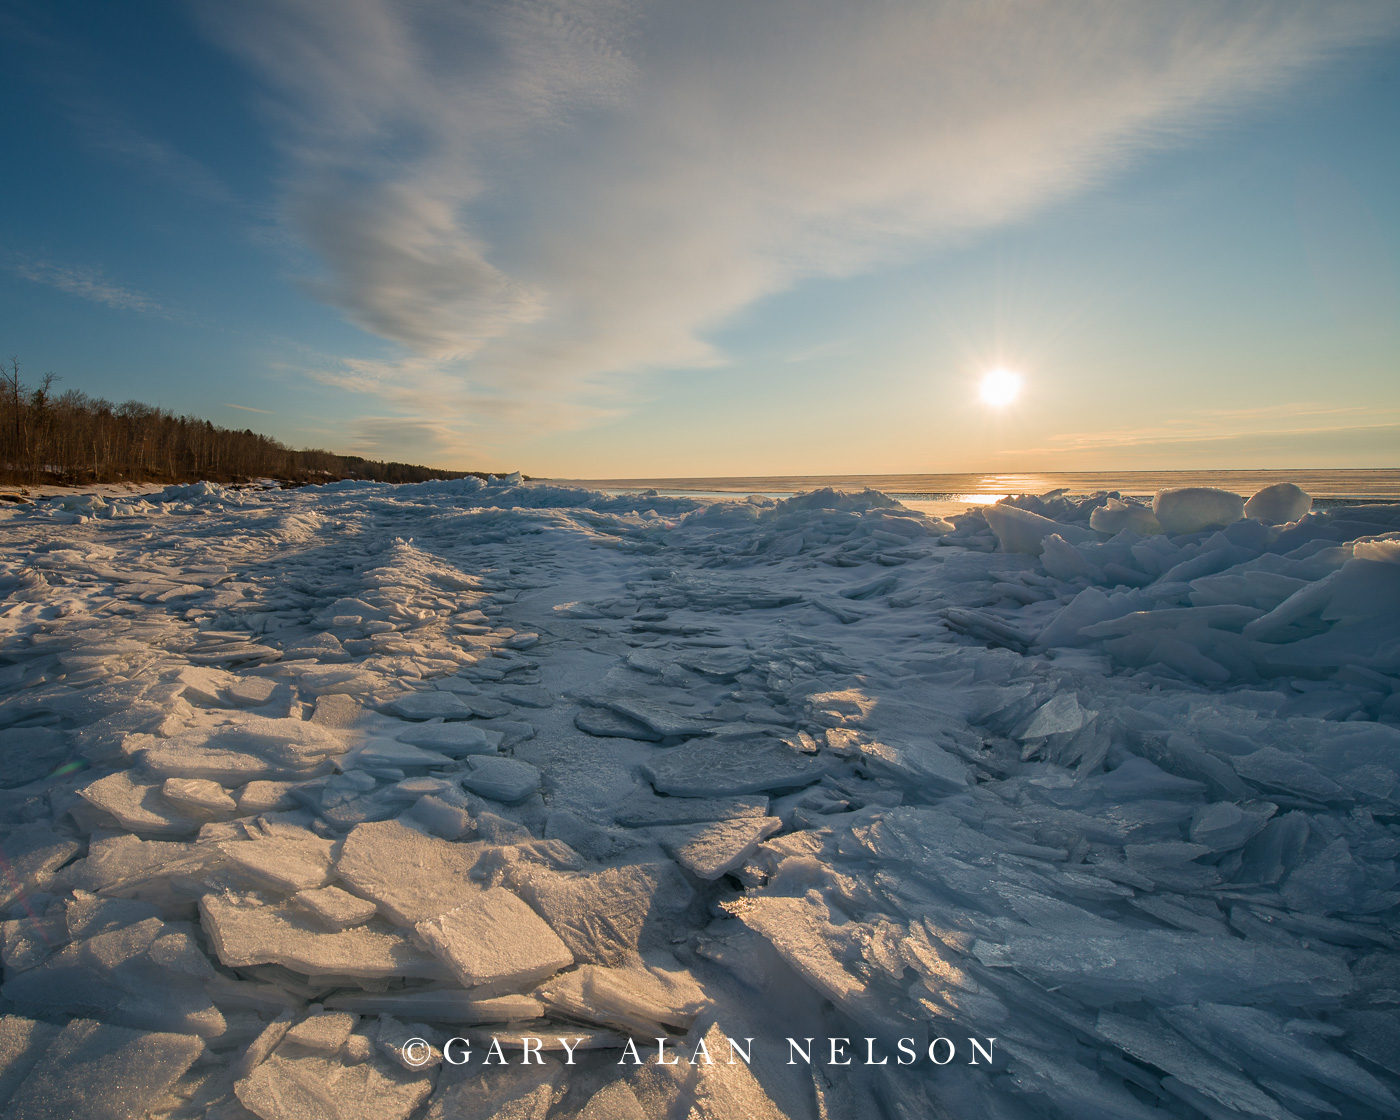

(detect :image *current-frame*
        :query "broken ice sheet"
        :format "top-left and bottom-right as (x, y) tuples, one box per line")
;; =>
(201, 894), (452, 980)
(651, 815), (782, 879)
(415, 887), (573, 993)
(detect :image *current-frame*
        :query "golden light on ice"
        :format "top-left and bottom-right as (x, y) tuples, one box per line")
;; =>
(979, 368), (1023, 407)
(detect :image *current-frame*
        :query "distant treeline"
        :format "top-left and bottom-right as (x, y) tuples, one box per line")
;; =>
(1, 358), (505, 487)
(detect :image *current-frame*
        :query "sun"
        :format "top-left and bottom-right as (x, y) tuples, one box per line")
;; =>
(979, 368), (1023, 407)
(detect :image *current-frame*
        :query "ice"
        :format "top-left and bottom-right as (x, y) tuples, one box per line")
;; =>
(8, 475), (1400, 1117)
(510, 862), (695, 966)
(293, 885), (380, 929)
(281, 1010), (357, 1055)
(580, 1080), (647, 1120)
(459, 755), (542, 803)
(423, 1056), (560, 1120)
(235, 1051), (435, 1120)
(1246, 481), (1313, 523)
(335, 820), (484, 926)
(323, 990), (543, 1023)
(983, 502), (1096, 554)
(162, 776), (239, 814)
(1154, 486), (1246, 534)
(396, 721), (502, 756)
(653, 815), (783, 879)
(1167, 1003), (1400, 1113)
(200, 894), (451, 979)
(415, 887), (573, 992)
(2, 1018), (204, 1120)
(221, 824), (336, 892)
(673, 1023), (790, 1120)
(642, 738), (828, 796)
(1089, 496), (1163, 535)
(77, 772), (206, 836)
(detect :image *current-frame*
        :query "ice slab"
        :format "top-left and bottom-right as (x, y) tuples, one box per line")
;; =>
(236, 1052), (434, 1120)
(396, 722), (502, 756)
(221, 825), (336, 892)
(293, 885), (379, 929)
(162, 776), (238, 814)
(612, 790), (770, 827)
(983, 503), (1096, 554)
(460, 756), (542, 803)
(653, 815), (782, 879)
(201, 894), (450, 979)
(423, 1056), (561, 1120)
(415, 887), (573, 992)
(5, 1020), (202, 1119)
(77, 771), (206, 836)
(324, 990), (543, 1024)
(643, 739), (827, 797)
(1245, 482), (1312, 524)
(1154, 487), (1245, 535)
(512, 862), (695, 966)
(336, 820), (484, 926)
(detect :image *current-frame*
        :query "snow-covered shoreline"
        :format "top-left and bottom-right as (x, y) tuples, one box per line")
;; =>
(1, 476), (1397, 1118)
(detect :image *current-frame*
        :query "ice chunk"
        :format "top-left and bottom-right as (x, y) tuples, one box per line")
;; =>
(0, 1017), (60, 1110)
(396, 722), (501, 756)
(0, 727), (72, 787)
(201, 894), (450, 979)
(643, 739), (827, 797)
(538, 963), (707, 1035)
(1168, 1003), (1400, 1114)
(1019, 693), (1091, 738)
(221, 825), (336, 892)
(237, 780), (301, 813)
(415, 888), (573, 992)
(281, 1011), (356, 1055)
(1188, 801), (1274, 852)
(1090, 497), (1163, 536)
(3, 1018), (203, 1120)
(406, 794), (473, 840)
(1153, 487), (1245, 535)
(593, 696), (716, 738)
(731, 892), (892, 1030)
(162, 776), (237, 815)
(673, 1022), (788, 1120)
(613, 791), (769, 828)
(388, 692), (476, 720)
(974, 926), (1351, 1007)
(575, 706), (662, 741)
(4, 916), (225, 1038)
(0, 827), (80, 908)
(983, 503), (1095, 554)
(654, 816), (783, 880)
(580, 1081), (647, 1120)
(1096, 1011), (1294, 1120)
(77, 771), (205, 836)
(423, 1056), (561, 1120)
(293, 886), (379, 929)
(324, 990), (542, 1023)
(1246, 482), (1312, 524)
(336, 820), (484, 926)
(511, 862), (694, 966)
(460, 756), (541, 803)
(236, 1051), (434, 1120)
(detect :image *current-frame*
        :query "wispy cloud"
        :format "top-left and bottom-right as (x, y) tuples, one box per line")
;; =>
(9, 256), (169, 315)
(222, 402), (275, 414)
(192, 0), (1400, 441)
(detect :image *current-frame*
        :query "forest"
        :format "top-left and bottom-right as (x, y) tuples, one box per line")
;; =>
(0, 358), (498, 487)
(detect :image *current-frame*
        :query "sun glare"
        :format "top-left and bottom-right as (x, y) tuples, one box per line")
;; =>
(979, 368), (1023, 407)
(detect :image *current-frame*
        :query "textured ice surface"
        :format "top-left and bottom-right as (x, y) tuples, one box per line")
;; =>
(4, 475), (1398, 1119)
(415, 887), (573, 992)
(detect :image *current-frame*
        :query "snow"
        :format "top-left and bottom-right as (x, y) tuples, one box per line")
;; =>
(2, 475), (1399, 1118)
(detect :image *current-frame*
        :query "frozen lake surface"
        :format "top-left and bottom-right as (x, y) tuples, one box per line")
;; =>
(0, 476), (1398, 1118)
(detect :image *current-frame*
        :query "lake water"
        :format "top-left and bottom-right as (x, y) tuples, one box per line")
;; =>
(552, 469), (1400, 521)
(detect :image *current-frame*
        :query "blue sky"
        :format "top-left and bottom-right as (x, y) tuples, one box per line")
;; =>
(2, 1), (1398, 477)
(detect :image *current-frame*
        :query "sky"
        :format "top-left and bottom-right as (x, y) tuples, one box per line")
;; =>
(2, 0), (1398, 478)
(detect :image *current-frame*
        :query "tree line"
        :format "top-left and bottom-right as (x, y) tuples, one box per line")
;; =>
(1, 357), (501, 487)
